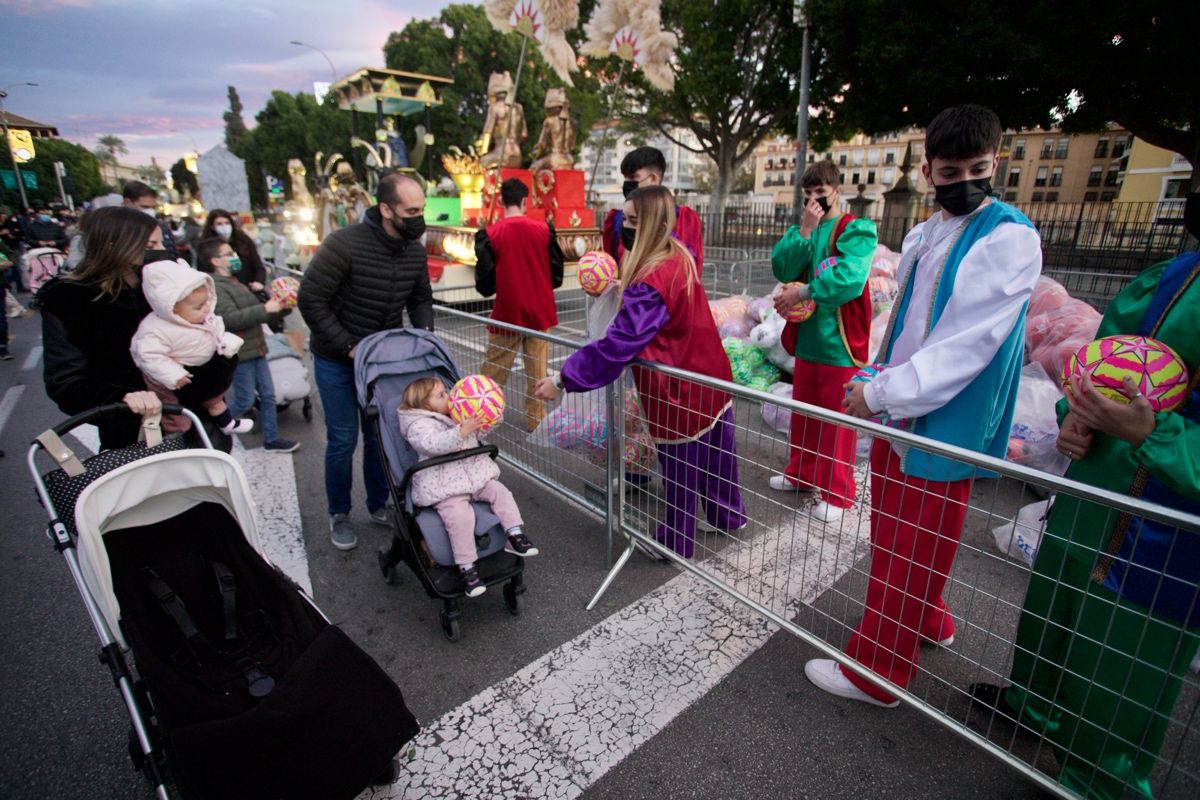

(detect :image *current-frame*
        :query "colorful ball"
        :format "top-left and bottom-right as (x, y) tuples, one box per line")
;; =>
(782, 297), (817, 323)
(845, 362), (905, 428)
(270, 275), (300, 308)
(448, 374), (506, 431)
(577, 250), (619, 296)
(1062, 335), (1189, 413)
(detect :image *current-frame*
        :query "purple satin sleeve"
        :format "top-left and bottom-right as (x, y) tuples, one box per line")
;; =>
(561, 283), (669, 392)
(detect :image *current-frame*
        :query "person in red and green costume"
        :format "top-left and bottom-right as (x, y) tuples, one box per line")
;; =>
(970, 191), (1200, 800)
(768, 160), (878, 523)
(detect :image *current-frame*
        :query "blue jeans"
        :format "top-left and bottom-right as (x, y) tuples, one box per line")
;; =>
(313, 354), (388, 516)
(228, 356), (279, 442)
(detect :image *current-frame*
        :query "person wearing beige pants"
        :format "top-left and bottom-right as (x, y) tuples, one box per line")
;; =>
(480, 331), (550, 432)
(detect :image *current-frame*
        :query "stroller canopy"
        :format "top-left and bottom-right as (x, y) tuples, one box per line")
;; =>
(74, 450), (267, 648)
(354, 328), (462, 483)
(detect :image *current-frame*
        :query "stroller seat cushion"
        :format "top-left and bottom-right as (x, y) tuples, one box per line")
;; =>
(414, 501), (506, 567)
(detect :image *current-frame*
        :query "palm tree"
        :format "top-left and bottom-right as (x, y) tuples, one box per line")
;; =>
(96, 134), (128, 186)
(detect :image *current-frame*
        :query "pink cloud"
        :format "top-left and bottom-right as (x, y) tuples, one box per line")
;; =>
(0, 0), (92, 14)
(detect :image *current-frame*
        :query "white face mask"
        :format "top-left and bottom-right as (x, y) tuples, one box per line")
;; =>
(214, 224), (233, 239)
(140, 207), (157, 219)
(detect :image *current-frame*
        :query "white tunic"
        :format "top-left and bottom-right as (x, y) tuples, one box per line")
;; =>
(863, 205), (1042, 426)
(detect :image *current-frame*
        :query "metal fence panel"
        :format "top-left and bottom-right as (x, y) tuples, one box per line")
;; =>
(426, 299), (1199, 800)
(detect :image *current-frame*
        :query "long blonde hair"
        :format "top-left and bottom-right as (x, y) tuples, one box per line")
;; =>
(619, 185), (697, 297)
(69, 206), (156, 299)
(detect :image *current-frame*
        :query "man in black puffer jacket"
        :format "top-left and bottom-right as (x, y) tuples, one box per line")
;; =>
(299, 172), (434, 551)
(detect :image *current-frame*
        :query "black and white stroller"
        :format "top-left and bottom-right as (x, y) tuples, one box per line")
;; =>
(28, 404), (418, 799)
(355, 328), (526, 642)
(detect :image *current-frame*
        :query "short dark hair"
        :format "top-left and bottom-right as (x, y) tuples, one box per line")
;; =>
(924, 104), (1003, 162)
(377, 171), (420, 206)
(194, 236), (228, 273)
(800, 160), (841, 189)
(122, 180), (156, 202)
(500, 177), (529, 208)
(620, 146), (667, 179)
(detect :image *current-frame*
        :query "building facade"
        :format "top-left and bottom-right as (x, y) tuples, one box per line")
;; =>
(996, 127), (1134, 205)
(752, 129), (929, 205)
(577, 121), (714, 207)
(1116, 138), (1194, 210)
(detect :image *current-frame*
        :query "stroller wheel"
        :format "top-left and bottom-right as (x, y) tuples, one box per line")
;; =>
(440, 610), (461, 641)
(377, 548), (400, 585)
(303, 397), (313, 421)
(503, 579), (524, 616)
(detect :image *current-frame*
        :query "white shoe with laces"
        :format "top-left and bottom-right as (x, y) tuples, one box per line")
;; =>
(804, 659), (899, 708)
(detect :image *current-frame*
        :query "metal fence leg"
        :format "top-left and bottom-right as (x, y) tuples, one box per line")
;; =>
(589, 376), (628, 608)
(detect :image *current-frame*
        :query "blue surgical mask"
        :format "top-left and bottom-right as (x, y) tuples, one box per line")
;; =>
(38, 213), (51, 223)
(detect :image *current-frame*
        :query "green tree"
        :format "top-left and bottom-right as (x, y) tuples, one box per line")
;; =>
(95, 133), (128, 187)
(234, 91), (353, 201)
(224, 85), (249, 151)
(692, 160), (755, 195)
(170, 158), (199, 199)
(20, 138), (104, 206)
(808, 0), (1200, 187)
(383, 3), (604, 179)
(621, 0), (838, 215)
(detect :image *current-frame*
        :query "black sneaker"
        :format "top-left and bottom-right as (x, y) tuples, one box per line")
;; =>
(632, 538), (669, 561)
(263, 438), (300, 453)
(0, 351), (12, 361)
(505, 532), (539, 557)
(460, 566), (486, 598)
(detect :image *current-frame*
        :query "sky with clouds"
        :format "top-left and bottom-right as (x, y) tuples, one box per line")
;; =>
(2, 0), (451, 169)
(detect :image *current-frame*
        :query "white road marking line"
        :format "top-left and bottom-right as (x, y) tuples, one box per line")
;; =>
(230, 438), (312, 596)
(0, 384), (26, 439)
(359, 501), (871, 800)
(22, 344), (42, 372)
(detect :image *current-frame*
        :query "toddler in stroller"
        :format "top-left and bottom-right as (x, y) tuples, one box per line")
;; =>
(131, 259), (253, 435)
(356, 328), (531, 640)
(397, 377), (538, 596)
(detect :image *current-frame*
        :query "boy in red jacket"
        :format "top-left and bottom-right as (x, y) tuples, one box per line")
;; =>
(475, 178), (565, 431)
(601, 147), (704, 274)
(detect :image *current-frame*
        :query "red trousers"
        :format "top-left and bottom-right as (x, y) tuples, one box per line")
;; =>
(785, 359), (859, 508)
(843, 438), (972, 703)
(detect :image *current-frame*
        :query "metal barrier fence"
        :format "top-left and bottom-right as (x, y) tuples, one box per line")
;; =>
(429, 300), (1200, 800)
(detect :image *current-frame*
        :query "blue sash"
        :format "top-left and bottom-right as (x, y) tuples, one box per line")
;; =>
(1102, 252), (1200, 626)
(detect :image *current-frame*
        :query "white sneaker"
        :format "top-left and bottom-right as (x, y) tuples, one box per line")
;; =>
(809, 500), (845, 523)
(221, 417), (254, 435)
(804, 659), (899, 708)
(768, 475), (807, 492)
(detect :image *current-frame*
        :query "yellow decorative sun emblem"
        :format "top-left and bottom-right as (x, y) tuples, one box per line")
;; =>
(509, 0), (545, 42)
(609, 27), (644, 65)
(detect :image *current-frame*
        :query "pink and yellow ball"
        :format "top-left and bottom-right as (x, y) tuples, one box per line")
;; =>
(577, 250), (619, 296)
(270, 276), (300, 308)
(448, 374), (506, 431)
(1062, 335), (1188, 413)
(782, 295), (817, 323)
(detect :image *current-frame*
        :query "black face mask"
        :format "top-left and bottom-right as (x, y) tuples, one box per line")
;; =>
(934, 177), (992, 217)
(621, 180), (640, 199)
(620, 223), (637, 251)
(143, 249), (170, 266)
(1184, 191), (1200, 241)
(813, 196), (831, 214)
(398, 215), (426, 240)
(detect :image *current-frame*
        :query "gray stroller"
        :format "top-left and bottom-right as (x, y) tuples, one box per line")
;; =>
(355, 328), (525, 641)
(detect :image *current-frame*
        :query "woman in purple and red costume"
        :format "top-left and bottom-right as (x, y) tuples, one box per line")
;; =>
(535, 185), (745, 559)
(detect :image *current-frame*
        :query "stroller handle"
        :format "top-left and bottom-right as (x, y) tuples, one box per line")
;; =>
(47, 402), (189, 438)
(399, 445), (499, 493)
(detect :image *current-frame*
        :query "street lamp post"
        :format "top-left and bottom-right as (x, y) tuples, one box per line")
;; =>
(0, 82), (38, 210)
(289, 40), (338, 86)
(791, 1), (811, 225)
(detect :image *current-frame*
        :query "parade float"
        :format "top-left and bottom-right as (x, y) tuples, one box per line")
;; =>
(277, 0), (678, 302)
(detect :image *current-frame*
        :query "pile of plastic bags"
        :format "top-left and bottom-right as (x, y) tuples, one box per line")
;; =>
(1025, 276), (1101, 381)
